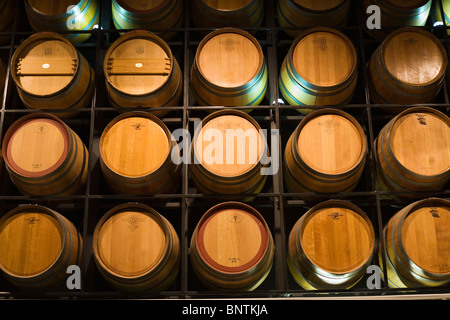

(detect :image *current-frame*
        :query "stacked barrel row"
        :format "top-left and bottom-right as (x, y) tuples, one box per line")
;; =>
(0, 0), (448, 297)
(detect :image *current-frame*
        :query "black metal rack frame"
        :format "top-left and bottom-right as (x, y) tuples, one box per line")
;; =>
(0, 0), (449, 300)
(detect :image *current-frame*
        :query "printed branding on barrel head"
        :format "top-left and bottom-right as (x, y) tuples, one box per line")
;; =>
(34, 125), (49, 134)
(328, 212), (343, 220)
(314, 37), (328, 51)
(430, 208), (440, 218)
(415, 114), (428, 125)
(220, 38), (240, 52)
(24, 216), (40, 224)
(228, 213), (244, 223)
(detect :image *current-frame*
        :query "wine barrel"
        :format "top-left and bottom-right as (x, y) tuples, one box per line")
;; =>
(190, 109), (269, 201)
(374, 107), (450, 198)
(367, 27), (447, 111)
(92, 203), (180, 293)
(191, 0), (264, 31)
(112, 0), (184, 40)
(99, 111), (181, 195)
(190, 202), (274, 291)
(191, 28), (268, 110)
(24, 0), (99, 44)
(0, 205), (82, 291)
(284, 108), (367, 195)
(279, 27), (358, 114)
(0, 0), (17, 45)
(104, 30), (183, 117)
(287, 200), (375, 290)
(381, 198), (450, 288)
(363, 0), (432, 39)
(1, 113), (89, 196)
(11, 32), (95, 118)
(277, 0), (350, 38)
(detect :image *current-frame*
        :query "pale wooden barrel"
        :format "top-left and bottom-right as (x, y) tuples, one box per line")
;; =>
(279, 27), (358, 114)
(381, 198), (450, 288)
(374, 107), (450, 198)
(1, 113), (89, 196)
(112, 0), (184, 40)
(92, 203), (180, 293)
(277, 0), (350, 38)
(191, 0), (264, 30)
(104, 30), (183, 117)
(0, 0), (17, 45)
(190, 109), (269, 201)
(0, 205), (82, 291)
(11, 32), (95, 118)
(288, 200), (375, 290)
(24, 0), (99, 44)
(284, 108), (367, 195)
(363, 0), (432, 39)
(191, 28), (268, 110)
(367, 27), (447, 111)
(99, 111), (181, 196)
(190, 202), (274, 291)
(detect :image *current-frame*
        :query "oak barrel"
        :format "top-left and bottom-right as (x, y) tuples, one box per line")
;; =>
(0, 205), (82, 291)
(374, 107), (450, 198)
(277, 0), (350, 38)
(279, 27), (358, 114)
(99, 111), (181, 195)
(367, 27), (447, 111)
(363, 0), (432, 39)
(0, 0), (17, 45)
(190, 109), (269, 201)
(191, 0), (264, 31)
(24, 0), (100, 44)
(191, 28), (268, 109)
(112, 0), (184, 40)
(284, 108), (367, 195)
(381, 198), (450, 288)
(11, 32), (95, 118)
(190, 202), (274, 291)
(1, 113), (89, 196)
(104, 30), (183, 117)
(287, 200), (375, 290)
(92, 203), (180, 293)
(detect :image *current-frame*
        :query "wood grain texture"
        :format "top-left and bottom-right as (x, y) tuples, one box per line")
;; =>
(279, 27), (357, 113)
(104, 30), (183, 116)
(11, 32), (95, 117)
(293, 0), (346, 13)
(288, 200), (375, 290)
(27, 0), (78, 15)
(190, 109), (268, 201)
(100, 112), (181, 195)
(2, 113), (89, 196)
(375, 107), (450, 196)
(197, 33), (260, 88)
(0, 205), (82, 290)
(367, 27), (445, 108)
(383, 198), (450, 287)
(93, 203), (180, 293)
(191, 28), (267, 108)
(297, 113), (364, 175)
(284, 108), (367, 195)
(190, 202), (274, 291)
